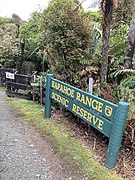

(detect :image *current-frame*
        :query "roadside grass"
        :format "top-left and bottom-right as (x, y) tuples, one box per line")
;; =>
(0, 86), (6, 91)
(6, 97), (121, 180)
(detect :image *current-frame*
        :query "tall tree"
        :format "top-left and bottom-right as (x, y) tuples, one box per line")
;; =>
(100, 0), (113, 83)
(12, 14), (22, 33)
(42, 0), (92, 84)
(125, 3), (135, 69)
(19, 11), (44, 72)
(0, 17), (19, 67)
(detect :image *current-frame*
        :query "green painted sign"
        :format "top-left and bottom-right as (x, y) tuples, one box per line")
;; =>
(44, 74), (129, 169)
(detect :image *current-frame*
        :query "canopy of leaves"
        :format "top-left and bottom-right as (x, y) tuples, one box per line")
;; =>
(19, 11), (43, 57)
(19, 12), (45, 72)
(113, 0), (134, 23)
(42, 0), (93, 83)
(0, 17), (19, 67)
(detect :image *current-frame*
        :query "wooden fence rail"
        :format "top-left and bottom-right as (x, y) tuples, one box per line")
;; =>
(5, 71), (37, 100)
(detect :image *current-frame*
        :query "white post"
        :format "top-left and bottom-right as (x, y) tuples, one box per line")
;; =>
(89, 78), (93, 94)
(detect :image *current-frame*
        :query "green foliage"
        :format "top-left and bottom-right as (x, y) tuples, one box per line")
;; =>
(108, 19), (135, 120)
(19, 11), (45, 72)
(82, 11), (102, 71)
(11, 13), (22, 28)
(42, 0), (93, 84)
(113, 69), (135, 120)
(0, 17), (6, 24)
(85, 11), (102, 23)
(0, 18), (19, 67)
(19, 11), (43, 55)
(109, 23), (128, 55)
(107, 21), (129, 80)
(113, 0), (134, 23)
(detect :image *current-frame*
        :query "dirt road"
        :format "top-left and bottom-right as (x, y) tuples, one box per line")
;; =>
(0, 91), (80, 180)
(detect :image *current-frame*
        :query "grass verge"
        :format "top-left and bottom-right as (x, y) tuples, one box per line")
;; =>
(0, 86), (6, 91)
(7, 98), (121, 180)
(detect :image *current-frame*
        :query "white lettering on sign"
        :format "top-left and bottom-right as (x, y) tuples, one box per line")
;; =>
(6, 72), (15, 80)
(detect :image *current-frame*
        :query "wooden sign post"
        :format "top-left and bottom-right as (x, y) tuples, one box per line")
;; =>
(44, 74), (129, 169)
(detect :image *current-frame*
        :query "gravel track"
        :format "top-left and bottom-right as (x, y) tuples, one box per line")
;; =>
(0, 91), (76, 180)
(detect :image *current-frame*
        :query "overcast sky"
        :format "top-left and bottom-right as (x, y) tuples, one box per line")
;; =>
(0, 0), (99, 21)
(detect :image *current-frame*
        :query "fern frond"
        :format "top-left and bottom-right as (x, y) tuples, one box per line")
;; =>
(113, 69), (135, 77)
(119, 76), (135, 87)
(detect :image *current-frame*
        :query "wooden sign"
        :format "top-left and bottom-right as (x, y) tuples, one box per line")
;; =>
(44, 74), (129, 169)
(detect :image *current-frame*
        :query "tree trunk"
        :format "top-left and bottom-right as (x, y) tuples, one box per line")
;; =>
(125, 3), (135, 69)
(101, 0), (113, 83)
